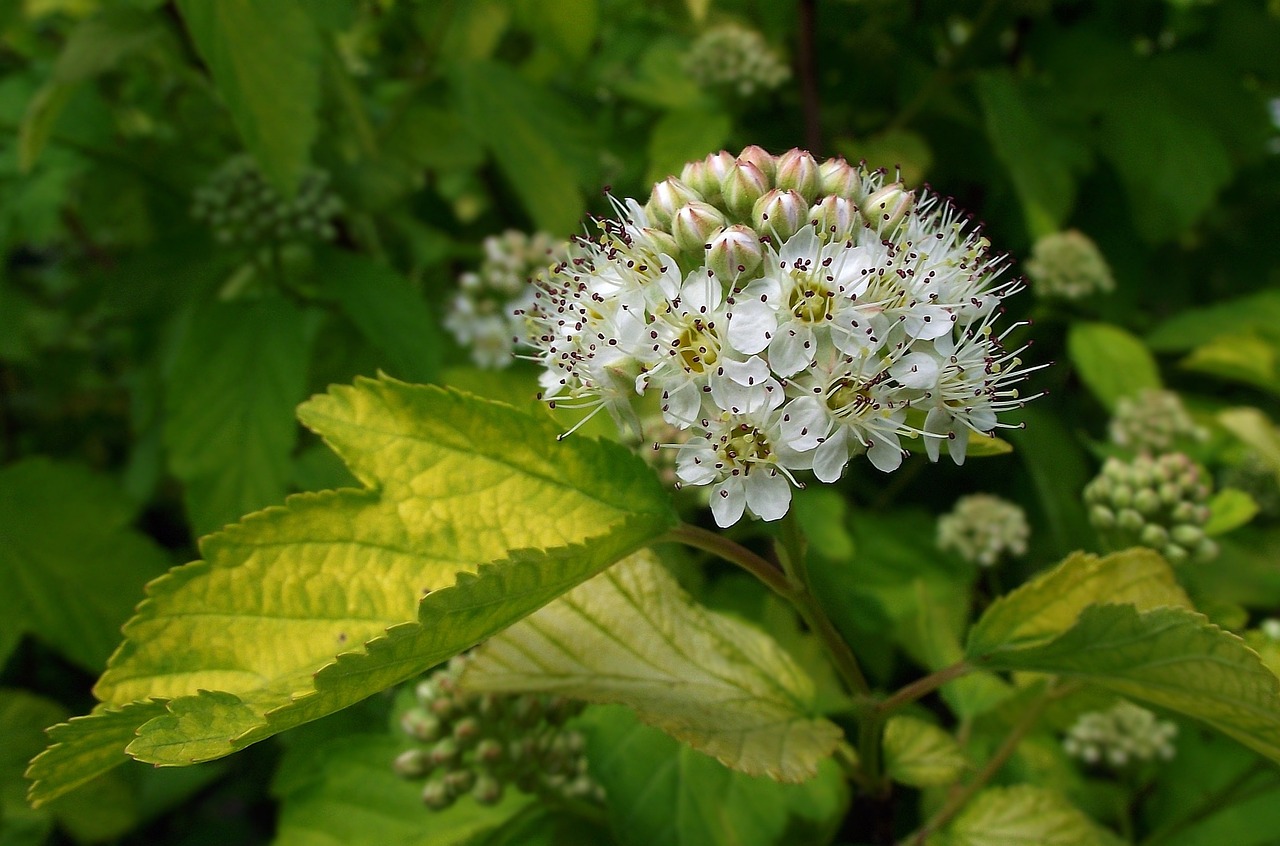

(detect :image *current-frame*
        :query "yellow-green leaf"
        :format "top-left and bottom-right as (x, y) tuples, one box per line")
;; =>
(461, 552), (843, 782)
(966, 548), (1192, 658)
(1181, 333), (1280, 396)
(947, 785), (1121, 846)
(1066, 322), (1161, 410)
(882, 716), (967, 788)
(27, 378), (675, 805)
(1205, 488), (1259, 536)
(1218, 408), (1280, 483)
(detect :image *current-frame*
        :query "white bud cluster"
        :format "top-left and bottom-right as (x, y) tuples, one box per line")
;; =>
(190, 155), (342, 246)
(1024, 230), (1115, 301)
(1063, 700), (1177, 768)
(1109, 389), (1206, 454)
(445, 231), (569, 369)
(683, 24), (791, 98)
(526, 147), (1039, 526)
(937, 493), (1030, 567)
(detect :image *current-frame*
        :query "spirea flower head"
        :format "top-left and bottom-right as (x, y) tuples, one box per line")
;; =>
(394, 654), (603, 811)
(445, 230), (568, 369)
(683, 24), (791, 98)
(191, 154), (343, 246)
(937, 493), (1030, 567)
(1109, 388), (1206, 454)
(1084, 452), (1217, 563)
(1062, 700), (1178, 769)
(1025, 230), (1115, 301)
(526, 147), (1039, 527)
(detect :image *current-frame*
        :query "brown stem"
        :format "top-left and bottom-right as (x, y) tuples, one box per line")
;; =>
(874, 661), (973, 715)
(796, 0), (822, 155)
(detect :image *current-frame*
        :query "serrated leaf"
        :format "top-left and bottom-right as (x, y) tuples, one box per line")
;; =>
(976, 71), (1088, 236)
(313, 248), (441, 383)
(1204, 488), (1259, 536)
(948, 785), (1120, 846)
(0, 459), (170, 672)
(29, 379), (675, 805)
(581, 705), (848, 846)
(1066, 322), (1161, 410)
(177, 0), (320, 193)
(978, 604), (1280, 764)
(164, 298), (313, 536)
(883, 716), (967, 788)
(452, 61), (589, 234)
(646, 107), (731, 186)
(272, 733), (529, 846)
(966, 548), (1191, 658)
(461, 552), (842, 782)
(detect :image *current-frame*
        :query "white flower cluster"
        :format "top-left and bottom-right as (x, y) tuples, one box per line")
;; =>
(1025, 230), (1114, 301)
(1109, 388), (1206, 454)
(526, 147), (1037, 526)
(683, 24), (791, 98)
(1063, 700), (1178, 768)
(937, 493), (1030, 567)
(445, 231), (568, 369)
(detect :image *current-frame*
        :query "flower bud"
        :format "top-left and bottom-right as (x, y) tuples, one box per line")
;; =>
(646, 178), (702, 228)
(444, 769), (476, 794)
(429, 738), (460, 767)
(809, 196), (863, 241)
(453, 716), (482, 744)
(862, 182), (914, 233)
(752, 189), (807, 242)
(1090, 504), (1116, 529)
(706, 224), (764, 283)
(703, 150), (737, 187)
(671, 202), (728, 252)
(737, 145), (776, 181)
(774, 149), (820, 203)
(636, 227), (680, 259)
(1140, 524), (1169, 548)
(475, 738), (504, 765)
(818, 157), (862, 199)
(393, 748), (431, 778)
(422, 778), (454, 810)
(472, 774), (505, 805)
(679, 159), (716, 198)
(721, 160), (771, 220)
(1117, 508), (1144, 532)
(400, 709), (443, 742)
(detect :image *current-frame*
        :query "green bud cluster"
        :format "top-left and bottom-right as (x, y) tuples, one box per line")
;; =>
(1062, 700), (1177, 768)
(445, 231), (568, 369)
(1219, 451), (1280, 521)
(1108, 389), (1206, 454)
(936, 493), (1030, 567)
(1084, 452), (1217, 563)
(1024, 230), (1115, 301)
(393, 654), (603, 811)
(682, 23), (791, 98)
(190, 155), (343, 246)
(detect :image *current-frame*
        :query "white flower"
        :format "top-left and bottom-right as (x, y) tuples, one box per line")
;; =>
(937, 493), (1030, 567)
(527, 147), (1040, 525)
(683, 24), (791, 99)
(1063, 701), (1178, 769)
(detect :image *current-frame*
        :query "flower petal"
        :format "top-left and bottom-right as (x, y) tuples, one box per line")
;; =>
(745, 469), (792, 522)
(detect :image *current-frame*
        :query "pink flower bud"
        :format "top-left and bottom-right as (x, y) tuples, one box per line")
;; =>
(720, 160), (770, 219)
(737, 145), (776, 181)
(645, 177), (701, 228)
(671, 201), (728, 252)
(751, 189), (807, 242)
(818, 157), (861, 199)
(774, 148), (820, 203)
(706, 224), (764, 283)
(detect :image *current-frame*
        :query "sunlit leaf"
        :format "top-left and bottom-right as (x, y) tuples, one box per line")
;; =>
(461, 552), (843, 782)
(1204, 489), (1259, 536)
(1181, 333), (1280, 396)
(882, 715), (967, 788)
(947, 784), (1122, 846)
(1066, 322), (1161, 410)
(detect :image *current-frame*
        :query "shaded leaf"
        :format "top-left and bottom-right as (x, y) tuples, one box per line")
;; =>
(53, 8), (162, 83)
(461, 552), (843, 782)
(1146, 291), (1280, 353)
(1066, 322), (1161, 410)
(1204, 489), (1259, 537)
(947, 784), (1121, 846)
(882, 716), (967, 788)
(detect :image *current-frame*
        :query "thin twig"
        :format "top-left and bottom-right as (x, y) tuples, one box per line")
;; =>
(796, 0), (822, 154)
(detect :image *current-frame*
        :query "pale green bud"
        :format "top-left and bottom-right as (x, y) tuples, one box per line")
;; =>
(737, 145), (776, 181)
(818, 157), (862, 199)
(637, 227), (680, 259)
(679, 159), (717, 199)
(444, 769), (476, 794)
(808, 195), (862, 241)
(721, 160), (771, 219)
(422, 778), (453, 810)
(752, 189), (807, 242)
(1139, 524), (1169, 548)
(393, 748), (431, 778)
(706, 224), (764, 283)
(401, 709), (442, 742)
(775, 148), (820, 203)
(646, 178), (702, 228)
(472, 774), (504, 805)
(861, 182), (914, 233)
(429, 738), (460, 767)
(671, 202), (728, 252)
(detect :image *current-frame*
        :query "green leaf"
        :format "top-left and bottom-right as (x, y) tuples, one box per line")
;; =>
(947, 785), (1121, 846)
(272, 733), (529, 846)
(53, 8), (162, 83)
(0, 459), (170, 672)
(1180, 333), (1280, 396)
(29, 379), (675, 804)
(461, 552), (843, 782)
(1066, 322), (1161, 410)
(646, 107), (731, 186)
(17, 82), (75, 172)
(164, 298), (313, 536)
(177, 0), (320, 193)
(882, 716), (967, 788)
(966, 548), (1191, 658)
(1204, 489), (1259, 536)
(452, 61), (590, 234)
(1007, 405), (1093, 557)
(581, 705), (849, 846)
(793, 487), (854, 562)
(1218, 408), (1280, 481)
(1146, 290), (1280, 353)
(975, 71), (1088, 237)
(313, 248), (441, 383)
(523, 0), (598, 61)
(976, 603), (1280, 766)
(383, 104), (485, 171)
(836, 129), (933, 188)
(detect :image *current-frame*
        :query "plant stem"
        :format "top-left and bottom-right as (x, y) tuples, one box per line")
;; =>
(900, 680), (1071, 845)
(796, 0), (822, 154)
(874, 661), (973, 716)
(665, 523), (791, 597)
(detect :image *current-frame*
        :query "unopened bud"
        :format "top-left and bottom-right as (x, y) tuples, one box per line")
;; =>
(422, 778), (454, 810)
(862, 182), (914, 232)
(671, 202), (727, 252)
(721, 160), (771, 219)
(453, 716), (482, 744)
(808, 195), (862, 241)
(445, 769), (476, 794)
(637, 227), (680, 258)
(752, 189), (807, 242)
(401, 709), (442, 742)
(472, 774), (505, 805)
(703, 151), (737, 190)
(818, 157), (862, 198)
(393, 748), (431, 778)
(775, 149), (820, 203)
(707, 224), (764, 283)
(475, 738), (504, 765)
(429, 738), (459, 767)
(737, 145), (776, 181)
(646, 178), (702, 228)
